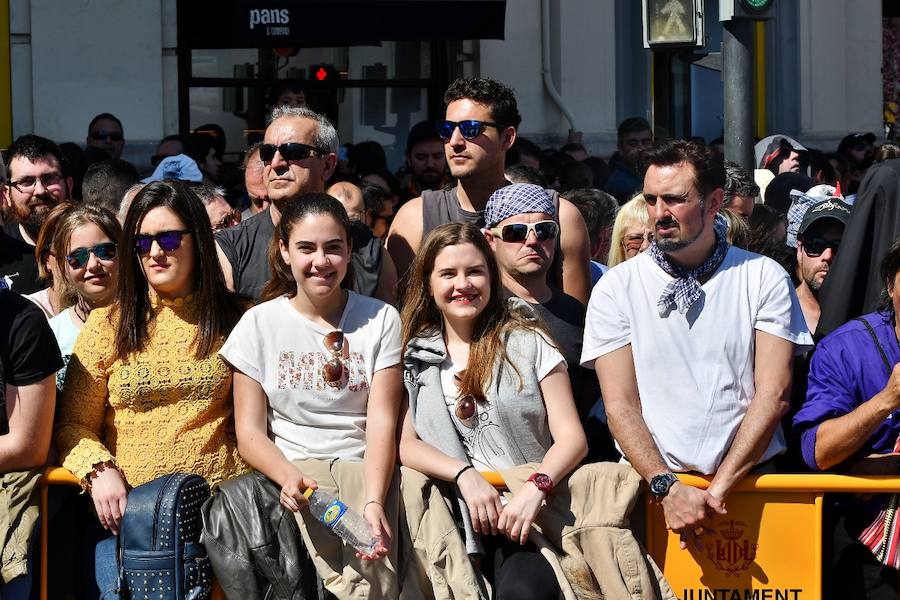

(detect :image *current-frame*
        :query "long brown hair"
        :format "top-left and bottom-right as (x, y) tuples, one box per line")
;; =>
(115, 180), (242, 360)
(400, 222), (545, 398)
(34, 202), (77, 307)
(260, 192), (354, 302)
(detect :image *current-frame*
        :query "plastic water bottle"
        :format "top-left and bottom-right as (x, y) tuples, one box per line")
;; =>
(303, 488), (379, 554)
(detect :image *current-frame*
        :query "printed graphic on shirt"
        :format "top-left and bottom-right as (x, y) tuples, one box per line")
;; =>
(457, 401), (508, 468)
(278, 350), (369, 392)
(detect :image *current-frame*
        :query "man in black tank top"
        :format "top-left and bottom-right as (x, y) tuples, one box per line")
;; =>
(386, 77), (592, 304)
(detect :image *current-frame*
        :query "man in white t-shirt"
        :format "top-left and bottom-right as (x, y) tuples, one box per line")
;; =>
(581, 139), (813, 549)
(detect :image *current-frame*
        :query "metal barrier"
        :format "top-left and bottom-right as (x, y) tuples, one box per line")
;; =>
(37, 467), (224, 600)
(37, 467), (900, 600)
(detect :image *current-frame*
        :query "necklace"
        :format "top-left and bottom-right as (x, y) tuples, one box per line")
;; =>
(73, 295), (92, 324)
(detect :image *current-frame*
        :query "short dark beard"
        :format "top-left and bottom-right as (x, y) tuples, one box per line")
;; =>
(656, 198), (706, 254)
(804, 272), (823, 298)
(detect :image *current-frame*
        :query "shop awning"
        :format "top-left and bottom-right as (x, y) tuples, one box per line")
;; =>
(177, 0), (507, 49)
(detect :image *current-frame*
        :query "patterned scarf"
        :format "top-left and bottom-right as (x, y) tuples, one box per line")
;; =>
(647, 214), (730, 317)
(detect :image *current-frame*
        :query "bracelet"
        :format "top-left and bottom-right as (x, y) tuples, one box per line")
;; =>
(363, 500), (384, 513)
(453, 464), (474, 482)
(81, 460), (122, 494)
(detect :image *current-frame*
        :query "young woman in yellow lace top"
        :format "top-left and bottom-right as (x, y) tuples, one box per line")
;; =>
(54, 181), (246, 543)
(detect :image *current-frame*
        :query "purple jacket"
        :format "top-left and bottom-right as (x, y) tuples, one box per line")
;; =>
(793, 311), (900, 470)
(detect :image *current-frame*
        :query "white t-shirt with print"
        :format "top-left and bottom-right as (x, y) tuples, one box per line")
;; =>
(440, 332), (564, 471)
(219, 291), (401, 461)
(580, 247), (813, 474)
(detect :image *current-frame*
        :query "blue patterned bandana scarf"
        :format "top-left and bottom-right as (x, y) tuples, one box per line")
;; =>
(647, 214), (730, 317)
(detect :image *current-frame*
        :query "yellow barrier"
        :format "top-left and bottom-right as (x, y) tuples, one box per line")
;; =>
(37, 468), (900, 600)
(646, 473), (900, 600)
(37, 467), (224, 600)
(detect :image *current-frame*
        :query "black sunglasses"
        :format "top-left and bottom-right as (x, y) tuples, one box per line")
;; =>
(258, 143), (329, 164)
(488, 220), (559, 243)
(437, 120), (500, 141)
(802, 237), (840, 258)
(135, 230), (190, 255)
(89, 131), (123, 142)
(66, 243), (117, 269)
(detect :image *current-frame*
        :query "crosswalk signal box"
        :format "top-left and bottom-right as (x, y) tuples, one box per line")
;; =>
(642, 0), (705, 49)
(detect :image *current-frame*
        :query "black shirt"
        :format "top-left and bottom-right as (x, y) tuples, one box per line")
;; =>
(216, 208), (276, 301)
(0, 289), (63, 435)
(0, 223), (42, 295)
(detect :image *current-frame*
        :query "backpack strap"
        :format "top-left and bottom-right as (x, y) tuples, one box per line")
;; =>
(854, 317), (892, 375)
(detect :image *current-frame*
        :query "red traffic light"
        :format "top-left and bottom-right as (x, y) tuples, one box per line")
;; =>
(315, 67), (327, 81)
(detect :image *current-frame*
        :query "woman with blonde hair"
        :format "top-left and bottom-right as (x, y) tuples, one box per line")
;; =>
(43, 203), (121, 387)
(607, 194), (652, 267)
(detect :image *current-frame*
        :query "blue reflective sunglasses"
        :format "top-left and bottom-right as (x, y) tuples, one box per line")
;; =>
(437, 120), (500, 141)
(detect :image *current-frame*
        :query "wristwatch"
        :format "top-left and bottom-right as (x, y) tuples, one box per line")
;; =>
(526, 472), (554, 496)
(649, 473), (679, 501)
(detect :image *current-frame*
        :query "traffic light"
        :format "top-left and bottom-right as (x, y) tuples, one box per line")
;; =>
(305, 64), (341, 127)
(719, 0), (776, 21)
(642, 0), (705, 49)
(309, 64), (339, 82)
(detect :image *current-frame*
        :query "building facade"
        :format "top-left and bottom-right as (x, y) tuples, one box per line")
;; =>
(4, 0), (885, 171)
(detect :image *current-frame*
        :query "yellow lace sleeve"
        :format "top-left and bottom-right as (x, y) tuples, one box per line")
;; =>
(54, 308), (116, 481)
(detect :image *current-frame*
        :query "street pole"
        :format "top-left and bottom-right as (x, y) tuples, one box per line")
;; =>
(723, 18), (754, 171)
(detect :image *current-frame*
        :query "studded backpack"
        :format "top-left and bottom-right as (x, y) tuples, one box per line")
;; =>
(117, 473), (213, 599)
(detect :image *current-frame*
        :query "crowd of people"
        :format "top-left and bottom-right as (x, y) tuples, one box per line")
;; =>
(1, 74), (900, 600)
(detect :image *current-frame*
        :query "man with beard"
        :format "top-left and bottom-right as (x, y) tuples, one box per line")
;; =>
(794, 199), (851, 334)
(387, 77), (591, 304)
(0, 135), (72, 293)
(398, 120), (448, 204)
(582, 140), (812, 550)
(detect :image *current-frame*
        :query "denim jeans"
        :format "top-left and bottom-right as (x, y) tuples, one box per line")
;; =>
(95, 535), (120, 600)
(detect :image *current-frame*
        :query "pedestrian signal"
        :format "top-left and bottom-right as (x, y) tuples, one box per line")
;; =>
(309, 65), (339, 82)
(642, 0), (705, 49)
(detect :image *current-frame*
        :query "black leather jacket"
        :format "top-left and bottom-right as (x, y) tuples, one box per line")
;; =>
(201, 471), (324, 600)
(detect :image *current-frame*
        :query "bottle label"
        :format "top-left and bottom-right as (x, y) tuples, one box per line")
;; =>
(319, 499), (347, 529)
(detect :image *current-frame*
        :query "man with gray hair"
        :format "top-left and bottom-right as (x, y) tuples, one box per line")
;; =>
(723, 161), (760, 219)
(216, 106), (338, 300)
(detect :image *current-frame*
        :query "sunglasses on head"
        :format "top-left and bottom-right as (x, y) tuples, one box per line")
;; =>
(802, 237), (840, 258)
(66, 242), (117, 269)
(89, 131), (123, 142)
(258, 142), (329, 164)
(134, 230), (189, 255)
(437, 120), (500, 141)
(322, 330), (346, 389)
(488, 220), (559, 243)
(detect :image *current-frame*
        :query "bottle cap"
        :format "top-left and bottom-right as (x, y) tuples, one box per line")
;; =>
(303, 487), (314, 499)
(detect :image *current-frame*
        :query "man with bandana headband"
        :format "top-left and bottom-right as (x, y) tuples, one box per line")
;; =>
(581, 139), (813, 550)
(0, 135), (72, 293)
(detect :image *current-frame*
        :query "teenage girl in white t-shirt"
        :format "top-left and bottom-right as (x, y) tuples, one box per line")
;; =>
(219, 193), (402, 562)
(398, 223), (587, 599)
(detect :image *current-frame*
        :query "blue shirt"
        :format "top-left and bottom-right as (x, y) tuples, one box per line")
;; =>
(793, 311), (900, 470)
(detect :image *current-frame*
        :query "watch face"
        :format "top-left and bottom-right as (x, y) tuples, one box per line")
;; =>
(650, 474), (675, 497)
(529, 473), (552, 493)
